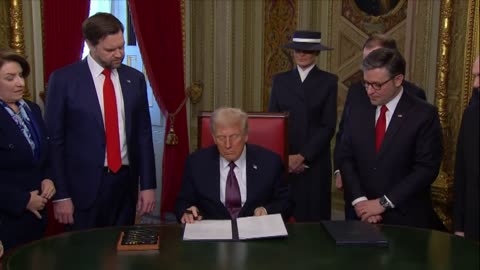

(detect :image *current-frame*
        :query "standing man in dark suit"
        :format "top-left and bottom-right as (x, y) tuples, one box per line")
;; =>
(340, 48), (443, 228)
(175, 107), (290, 223)
(45, 13), (156, 230)
(454, 56), (479, 241)
(268, 31), (338, 221)
(334, 34), (426, 220)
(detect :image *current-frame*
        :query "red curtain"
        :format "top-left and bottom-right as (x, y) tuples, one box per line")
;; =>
(43, 0), (90, 235)
(128, 0), (189, 218)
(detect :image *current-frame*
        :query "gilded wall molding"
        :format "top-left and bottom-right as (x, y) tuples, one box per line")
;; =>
(0, 0), (10, 48)
(262, 0), (298, 109)
(433, 0), (454, 229)
(9, 0), (30, 100)
(461, 0), (479, 111)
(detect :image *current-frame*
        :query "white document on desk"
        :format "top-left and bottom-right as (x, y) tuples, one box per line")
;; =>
(183, 220), (232, 240)
(237, 214), (288, 240)
(183, 214), (288, 241)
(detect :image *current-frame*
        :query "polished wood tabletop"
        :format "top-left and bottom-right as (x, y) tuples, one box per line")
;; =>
(2, 223), (479, 270)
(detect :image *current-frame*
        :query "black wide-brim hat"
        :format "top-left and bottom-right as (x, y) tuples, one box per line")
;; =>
(283, 31), (333, 51)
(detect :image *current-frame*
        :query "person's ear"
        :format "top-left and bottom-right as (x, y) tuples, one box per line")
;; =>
(393, 74), (404, 87)
(86, 40), (95, 52)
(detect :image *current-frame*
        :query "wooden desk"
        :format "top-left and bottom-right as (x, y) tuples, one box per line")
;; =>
(2, 223), (478, 270)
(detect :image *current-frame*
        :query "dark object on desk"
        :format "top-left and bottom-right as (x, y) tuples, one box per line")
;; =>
(117, 228), (160, 251)
(322, 220), (388, 246)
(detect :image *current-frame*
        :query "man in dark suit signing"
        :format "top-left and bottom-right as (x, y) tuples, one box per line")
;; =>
(334, 34), (426, 220)
(175, 107), (290, 223)
(268, 31), (338, 221)
(339, 48), (443, 228)
(45, 13), (156, 230)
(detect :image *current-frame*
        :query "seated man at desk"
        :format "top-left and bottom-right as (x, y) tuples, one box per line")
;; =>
(175, 107), (291, 224)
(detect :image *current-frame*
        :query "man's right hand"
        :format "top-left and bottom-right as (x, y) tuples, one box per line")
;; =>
(335, 173), (343, 191)
(27, 190), (48, 219)
(181, 206), (202, 224)
(53, 199), (75, 224)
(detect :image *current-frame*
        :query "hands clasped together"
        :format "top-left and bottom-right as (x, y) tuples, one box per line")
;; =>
(26, 179), (55, 219)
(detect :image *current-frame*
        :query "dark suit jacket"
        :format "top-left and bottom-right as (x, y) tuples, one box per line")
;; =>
(268, 66), (337, 220)
(334, 80), (426, 170)
(175, 144), (291, 221)
(45, 59), (156, 210)
(340, 91), (443, 228)
(453, 92), (479, 241)
(0, 100), (48, 250)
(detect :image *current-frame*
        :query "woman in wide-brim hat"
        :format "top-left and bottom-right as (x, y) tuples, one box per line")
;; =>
(268, 30), (338, 222)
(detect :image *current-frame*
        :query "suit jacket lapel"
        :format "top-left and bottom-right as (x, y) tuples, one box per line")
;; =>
(202, 147), (224, 211)
(0, 108), (32, 154)
(244, 145), (260, 208)
(288, 68), (305, 101)
(118, 65), (133, 142)
(377, 93), (413, 157)
(358, 103), (377, 157)
(80, 60), (104, 130)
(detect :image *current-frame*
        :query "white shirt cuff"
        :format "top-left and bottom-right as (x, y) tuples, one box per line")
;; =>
(352, 196), (368, 206)
(53, 198), (72, 203)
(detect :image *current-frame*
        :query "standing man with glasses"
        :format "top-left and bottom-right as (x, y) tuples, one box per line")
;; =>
(338, 48), (443, 228)
(333, 34), (426, 220)
(45, 13), (156, 230)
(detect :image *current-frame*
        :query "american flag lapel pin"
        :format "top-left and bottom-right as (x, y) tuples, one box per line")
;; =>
(397, 114), (403, 118)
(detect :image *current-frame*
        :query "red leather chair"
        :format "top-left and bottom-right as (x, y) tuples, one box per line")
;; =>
(198, 112), (289, 164)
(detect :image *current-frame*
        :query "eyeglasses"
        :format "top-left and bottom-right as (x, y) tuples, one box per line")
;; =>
(363, 76), (396, 91)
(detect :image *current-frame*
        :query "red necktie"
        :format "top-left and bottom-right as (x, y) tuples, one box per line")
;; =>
(225, 162), (241, 219)
(375, 105), (388, 153)
(102, 69), (122, 173)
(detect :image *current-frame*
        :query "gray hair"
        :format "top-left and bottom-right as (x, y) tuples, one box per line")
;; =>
(210, 107), (248, 135)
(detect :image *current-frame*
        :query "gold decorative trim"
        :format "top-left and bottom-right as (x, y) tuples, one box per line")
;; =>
(181, 0), (186, 86)
(433, 0), (454, 230)
(263, 0), (298, 110)
(461, 0), (479, 110)
(9, 0), (30, 100)
(342, 0), (407, 34)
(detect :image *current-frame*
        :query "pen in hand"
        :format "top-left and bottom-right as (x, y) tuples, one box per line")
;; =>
(182, 207), (203, 224)
(185, 209), (201, 219)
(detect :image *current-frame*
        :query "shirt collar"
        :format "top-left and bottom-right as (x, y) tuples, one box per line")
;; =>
(381, 87), (403, 112)
(220, 144), (247, 169)
(297, 64), (315, 75)
(87, 54), (118, 78)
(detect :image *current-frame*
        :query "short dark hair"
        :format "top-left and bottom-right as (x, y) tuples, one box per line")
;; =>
(0, 48), (30, 78)
(361, 48), (406, 76)
(82, 12), (124, 46)
(363, 33), (397, 50)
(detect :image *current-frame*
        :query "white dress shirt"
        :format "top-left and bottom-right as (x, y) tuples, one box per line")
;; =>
(219, 146), (247, 206)
(87, 55), (129, 166)
(297, 64), (315, 82)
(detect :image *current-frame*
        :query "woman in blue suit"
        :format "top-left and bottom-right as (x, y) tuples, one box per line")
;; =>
(0, 49), (55, 251)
